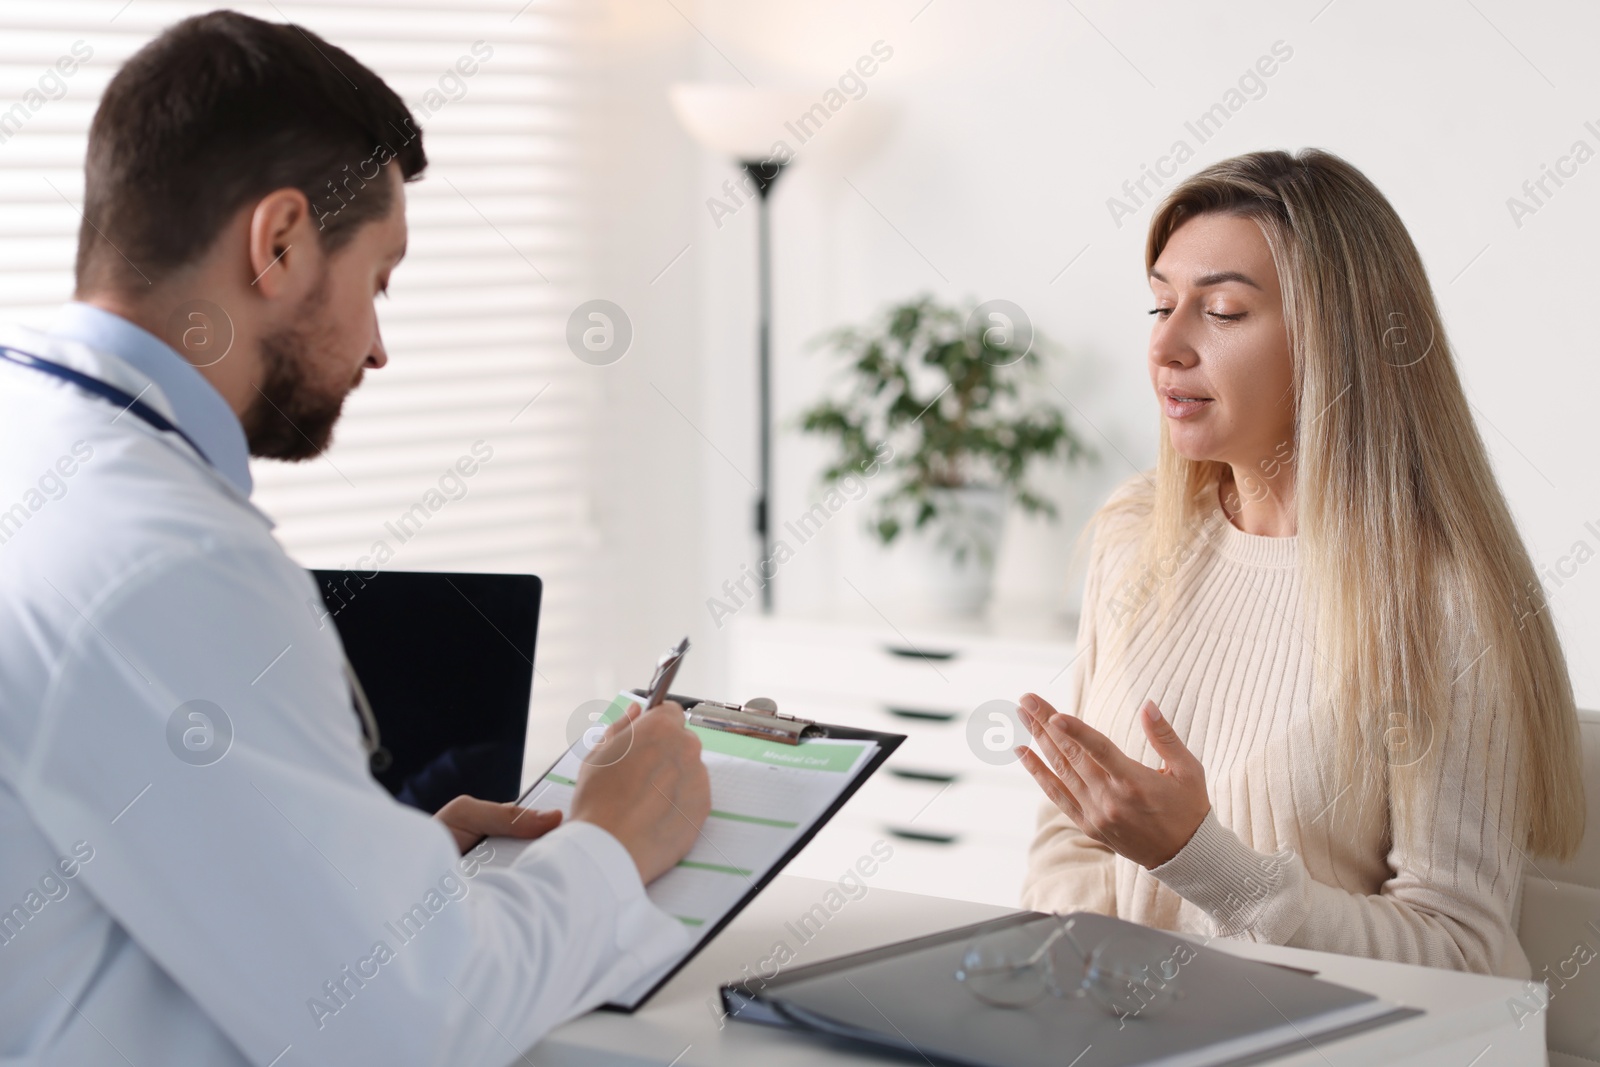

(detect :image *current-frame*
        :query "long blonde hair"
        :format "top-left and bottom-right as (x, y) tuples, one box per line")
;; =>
(1088, 148), (1584, 859)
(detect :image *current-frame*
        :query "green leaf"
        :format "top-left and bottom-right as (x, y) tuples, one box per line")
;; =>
(795, 294), (1100, 555)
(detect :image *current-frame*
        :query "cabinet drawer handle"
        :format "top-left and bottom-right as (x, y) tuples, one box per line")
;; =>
(889, 768), (959, 784)
(883, 645), (958, 663)
(885, 706), (959, 723)
(886, 827), (958, 845)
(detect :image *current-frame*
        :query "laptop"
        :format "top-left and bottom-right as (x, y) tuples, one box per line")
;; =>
(310, 569), (541, 814)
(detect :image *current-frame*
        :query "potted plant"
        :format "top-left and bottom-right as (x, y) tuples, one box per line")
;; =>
(798, 294), (1097, 617)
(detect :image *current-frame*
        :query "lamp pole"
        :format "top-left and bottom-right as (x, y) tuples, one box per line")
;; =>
(741, 158), (786, 613)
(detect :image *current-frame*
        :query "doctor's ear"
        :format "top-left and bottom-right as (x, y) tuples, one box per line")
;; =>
(245, 187), (316, 299)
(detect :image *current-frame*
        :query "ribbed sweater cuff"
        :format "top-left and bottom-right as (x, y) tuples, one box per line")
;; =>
(1147, 809), (1288, 934)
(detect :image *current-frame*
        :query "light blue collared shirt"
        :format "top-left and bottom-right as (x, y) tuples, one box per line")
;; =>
(47, 301), (253, 497)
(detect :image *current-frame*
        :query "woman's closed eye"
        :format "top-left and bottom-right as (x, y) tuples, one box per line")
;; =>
(1147, 307), (1245, 322)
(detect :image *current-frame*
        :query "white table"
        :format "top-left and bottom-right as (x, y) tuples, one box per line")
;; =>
(530, 875), (1546, 1066)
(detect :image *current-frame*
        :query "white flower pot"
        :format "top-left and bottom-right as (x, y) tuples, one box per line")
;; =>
(891, 485), (1006, 619)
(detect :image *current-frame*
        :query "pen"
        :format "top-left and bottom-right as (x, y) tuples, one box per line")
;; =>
(643, 636), (689, 711)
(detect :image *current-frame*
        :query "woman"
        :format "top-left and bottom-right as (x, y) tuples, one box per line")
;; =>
(1015, 148), (1585, 978)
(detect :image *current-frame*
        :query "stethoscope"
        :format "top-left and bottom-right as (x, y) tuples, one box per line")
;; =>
(0, 344), (392, 774)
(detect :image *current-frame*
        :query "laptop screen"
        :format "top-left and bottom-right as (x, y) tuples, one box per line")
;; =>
(311, 569), (540, 814)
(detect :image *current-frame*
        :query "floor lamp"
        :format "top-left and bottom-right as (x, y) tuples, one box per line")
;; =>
(744, 157), (784, 612)
(670, 86), (812, 613)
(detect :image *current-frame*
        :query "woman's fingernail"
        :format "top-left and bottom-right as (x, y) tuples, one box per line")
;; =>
(1145, 701), (1163, 722)
(1020, 694), (1039, 712)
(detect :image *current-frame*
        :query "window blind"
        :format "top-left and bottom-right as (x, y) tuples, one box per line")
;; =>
(0, 0), (599, 747)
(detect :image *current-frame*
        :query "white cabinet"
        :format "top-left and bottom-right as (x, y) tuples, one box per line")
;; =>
(723, 610), (1079, 908)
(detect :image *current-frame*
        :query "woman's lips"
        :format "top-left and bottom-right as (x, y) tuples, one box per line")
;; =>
(1163, 395), (1213, 419)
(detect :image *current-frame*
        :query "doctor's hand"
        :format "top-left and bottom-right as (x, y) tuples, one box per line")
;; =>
(1014, 693), (1211, 870)
(434, 796), (564, 855)
(570, 700), (711, 885)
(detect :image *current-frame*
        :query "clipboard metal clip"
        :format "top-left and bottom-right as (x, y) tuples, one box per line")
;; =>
(686, 698), (825, 746)
(632, 638), (824, 745)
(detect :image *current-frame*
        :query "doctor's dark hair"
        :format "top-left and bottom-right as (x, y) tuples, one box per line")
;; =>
(75, 9), (427, 292)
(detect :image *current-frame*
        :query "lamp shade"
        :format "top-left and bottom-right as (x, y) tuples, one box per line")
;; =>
(668, 83), (818, 161)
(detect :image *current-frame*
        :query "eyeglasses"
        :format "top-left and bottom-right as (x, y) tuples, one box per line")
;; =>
(954, 915), (1188, 1021)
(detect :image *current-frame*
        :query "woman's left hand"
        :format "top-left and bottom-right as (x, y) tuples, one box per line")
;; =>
(1015, 692), (1211, 869)
(434, 795), (564, 855)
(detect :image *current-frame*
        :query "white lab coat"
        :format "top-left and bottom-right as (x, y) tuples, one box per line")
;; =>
(0, 326), (690, 1065)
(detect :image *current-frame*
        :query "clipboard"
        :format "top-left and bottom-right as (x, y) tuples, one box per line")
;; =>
(718, 910), (1423, 1066)
(510, 689), (905, 1012)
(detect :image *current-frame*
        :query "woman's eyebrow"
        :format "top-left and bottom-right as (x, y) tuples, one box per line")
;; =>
(1148, 268), (1262, 290)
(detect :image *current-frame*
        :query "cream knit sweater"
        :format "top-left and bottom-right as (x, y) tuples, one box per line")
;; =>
(1019, 474), (1532, 979)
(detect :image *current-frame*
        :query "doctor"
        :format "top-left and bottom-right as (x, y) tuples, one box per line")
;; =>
(0, 10), (710, 1066)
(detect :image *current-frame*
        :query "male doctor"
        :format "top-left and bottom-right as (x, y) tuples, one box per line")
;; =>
(0, 11), (710, 1066)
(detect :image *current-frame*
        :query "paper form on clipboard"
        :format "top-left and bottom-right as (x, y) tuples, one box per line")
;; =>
(502, 690), (900, 1010)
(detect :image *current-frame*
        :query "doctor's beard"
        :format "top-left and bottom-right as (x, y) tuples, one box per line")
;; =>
(243, 281), (358, 461)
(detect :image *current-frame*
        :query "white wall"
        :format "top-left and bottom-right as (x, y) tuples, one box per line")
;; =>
(528, 2), (702, 773)
(586, 0), (1600, 709)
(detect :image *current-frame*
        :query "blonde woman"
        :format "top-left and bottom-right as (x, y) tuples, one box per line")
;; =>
(1015, 148), (1585, 978)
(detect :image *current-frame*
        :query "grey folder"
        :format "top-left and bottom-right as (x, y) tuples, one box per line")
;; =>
(720, 911), (1422, 1067)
